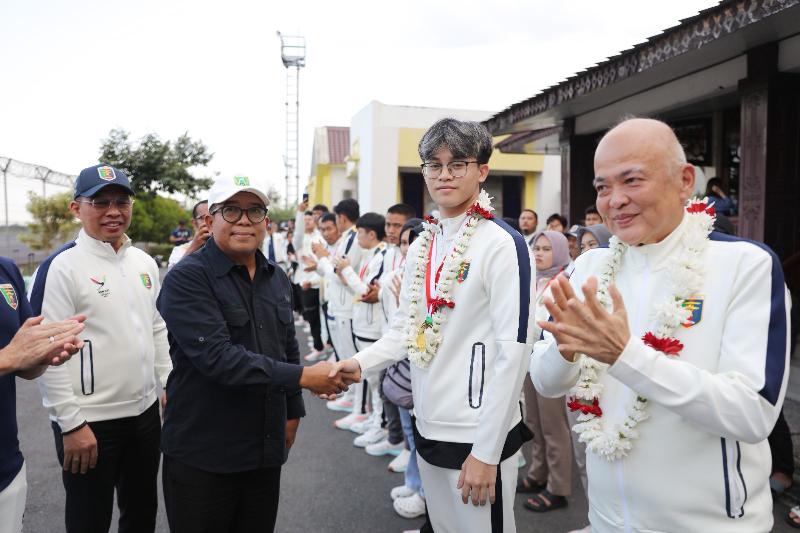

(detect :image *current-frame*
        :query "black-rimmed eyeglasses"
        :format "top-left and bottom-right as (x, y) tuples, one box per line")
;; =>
(76, 196), (135, 211)
(420, 161), (480, 179)
(210, 205), (268, 224)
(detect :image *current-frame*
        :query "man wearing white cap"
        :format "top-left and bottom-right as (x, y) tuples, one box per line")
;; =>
(157, 175), (358, 533)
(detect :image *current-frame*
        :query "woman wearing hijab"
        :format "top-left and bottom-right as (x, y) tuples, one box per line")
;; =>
(576, 224), (612, 254)
(519, 231), (573, 513)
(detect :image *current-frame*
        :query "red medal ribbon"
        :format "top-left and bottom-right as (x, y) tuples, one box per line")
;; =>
(425, 234), (447, 314)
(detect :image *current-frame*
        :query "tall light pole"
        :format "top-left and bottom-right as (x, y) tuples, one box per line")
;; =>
(277, 32), (306, 208)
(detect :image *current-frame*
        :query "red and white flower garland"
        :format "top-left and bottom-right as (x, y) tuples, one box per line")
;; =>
(568, 198), (716, 461)
(405, 190), (494, 369)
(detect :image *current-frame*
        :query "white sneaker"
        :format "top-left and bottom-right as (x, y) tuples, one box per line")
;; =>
(366, 438), (405, 457)
(393, 492), (426, 519)
(390, 484), (416, 500)
(349, 412), (378, 434)
(354, 427), (387, 447)
(388, 448), (410, 472)
(326, 397), (353, 413)
(334, 413), (367, 431)
(303, 349), (326, 362)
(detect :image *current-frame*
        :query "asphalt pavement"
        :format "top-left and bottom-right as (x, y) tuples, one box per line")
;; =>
(14, 327), (796, 532)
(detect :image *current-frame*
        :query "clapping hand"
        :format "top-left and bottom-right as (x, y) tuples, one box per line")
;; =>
(311, 242), (329, 258)
(299, 361), (360, 396)
(538, 274), (630, 365)
(360, 282), (379, 303)
(4, 315), (86, 372)
(302, 255), (318, 272)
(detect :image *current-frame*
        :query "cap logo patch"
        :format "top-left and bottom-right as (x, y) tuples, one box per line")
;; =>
(0, 284), (18, 310)
(97, 166), (117, 181)
(234, 176), (250, 186)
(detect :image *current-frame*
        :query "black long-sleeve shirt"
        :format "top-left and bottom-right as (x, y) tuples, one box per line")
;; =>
(157, 237), (305, 472)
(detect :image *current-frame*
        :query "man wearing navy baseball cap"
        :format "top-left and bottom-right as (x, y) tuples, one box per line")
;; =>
(29, 163), (171, 533)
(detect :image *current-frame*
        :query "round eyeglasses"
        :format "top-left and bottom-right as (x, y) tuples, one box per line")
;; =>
(420, 161), (480, 179)
(211, 205), (268, 224)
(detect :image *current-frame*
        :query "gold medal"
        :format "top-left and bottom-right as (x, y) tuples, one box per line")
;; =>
(416, 330), (426, 350)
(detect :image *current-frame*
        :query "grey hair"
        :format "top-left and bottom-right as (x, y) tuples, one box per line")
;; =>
(418, 118), (493, 164)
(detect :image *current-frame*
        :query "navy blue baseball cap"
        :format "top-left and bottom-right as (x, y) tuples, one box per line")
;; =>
(73, 163), (135, 199)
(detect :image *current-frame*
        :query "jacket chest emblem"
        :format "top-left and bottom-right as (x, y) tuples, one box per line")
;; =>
(681, 297), (704, 328)
(0, 284), (18, 310)
(457, 260), (471, 283)
(90, 276), (110, 298)
(140, 273), (152, 289)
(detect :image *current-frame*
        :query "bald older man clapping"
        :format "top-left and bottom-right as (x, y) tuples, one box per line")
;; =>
(531, 118), (790, 533)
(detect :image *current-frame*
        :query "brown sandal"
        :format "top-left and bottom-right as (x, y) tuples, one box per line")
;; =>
(516, 476), (546, 494)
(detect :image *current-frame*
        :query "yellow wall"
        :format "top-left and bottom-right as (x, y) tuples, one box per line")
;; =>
(523, 172), (537, 210)
(309, 164), (332, 207)
(397, 128), (544, 172)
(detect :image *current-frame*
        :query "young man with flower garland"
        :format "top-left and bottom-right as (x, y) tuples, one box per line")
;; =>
(531, 118), (790, 533)
(329, 118), (535, 533)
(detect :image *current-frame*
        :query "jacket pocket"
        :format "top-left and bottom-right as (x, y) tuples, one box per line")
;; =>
(80, 340), (94, 396)
(221, 305), (250, 327)
(468, 342), (485, 409)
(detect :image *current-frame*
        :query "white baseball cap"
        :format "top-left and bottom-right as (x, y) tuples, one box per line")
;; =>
(207, 175), (270, 208)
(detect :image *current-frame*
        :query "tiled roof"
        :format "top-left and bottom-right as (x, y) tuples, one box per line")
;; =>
(484, 0), (800, 134)
(326, 127), (350, 164)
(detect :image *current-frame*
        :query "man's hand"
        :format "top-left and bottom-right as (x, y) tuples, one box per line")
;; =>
(301, 281), (311, 290)
(302, 255), (318, 272)
(285, 418), (300, 450)
(1, 315), (85, 375)
(457, 454), (497, 506)
(360, 283), (380, 303)
(297, 199), (309, 213)
(389, 273), (402, 305)
(311, 242), (329, 258)
(62, 424), (98, 474)
(332, 257), (350, 270)
(185, 225), (211, 255)
(318, 359), (363, 401)
(160, 392), (167, 412)
(539, 275), (630, 365)
(299, 361), (359, 396)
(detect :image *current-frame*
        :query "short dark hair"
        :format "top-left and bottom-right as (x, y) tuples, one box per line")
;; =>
(387, 203), (416, 219)
(312, 204), (329, 213)
(356, 212), (386, 241)
(334, 198), (360, 222)
(191, 200), (208, 219)
(304, 210), (313, 216)
(546, 213), (568, 228)
(521, 208), (538, 219)
(584, 204), (599, 216)
(418, 118), (493, 164)
(320, 213), (336, 225)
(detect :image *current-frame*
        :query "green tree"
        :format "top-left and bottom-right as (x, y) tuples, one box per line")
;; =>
(20, 192), (80, 251)
(127, 195), (190, 244)
(99, 129), (213, 196)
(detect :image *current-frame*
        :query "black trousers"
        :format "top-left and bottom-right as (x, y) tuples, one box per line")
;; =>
(52, 400), (161, 533)
(770, 408), (795, 477)
(300, 287), (323, 351)
(162, 455), (281, 533)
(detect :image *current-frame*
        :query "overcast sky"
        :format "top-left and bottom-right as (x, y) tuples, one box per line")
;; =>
(0, 0), (719, 223)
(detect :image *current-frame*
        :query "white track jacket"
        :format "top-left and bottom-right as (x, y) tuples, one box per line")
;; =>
(354, 214), (536, 465)
(29, 230), (171, 432)
(530, 214), (790, 532)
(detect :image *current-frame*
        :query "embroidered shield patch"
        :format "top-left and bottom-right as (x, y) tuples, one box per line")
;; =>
(97, 166), (117, 181)
(681, 298), (703, 328)
(140, 273), (152, 289)
(0, 284), (18, 310)
(457, 260), (470, 283)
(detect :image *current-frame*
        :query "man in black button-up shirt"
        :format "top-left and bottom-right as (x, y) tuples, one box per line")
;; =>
(157, 176), (356, 533)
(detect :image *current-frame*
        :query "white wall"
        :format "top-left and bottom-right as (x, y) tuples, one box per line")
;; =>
(536, 155), (562, 228)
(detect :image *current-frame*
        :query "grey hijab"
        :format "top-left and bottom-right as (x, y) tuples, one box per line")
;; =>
(531, 230), (570, 281)
(576, 224), (612, 250)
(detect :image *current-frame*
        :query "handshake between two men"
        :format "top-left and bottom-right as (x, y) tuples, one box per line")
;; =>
(298, 360), (362, 397)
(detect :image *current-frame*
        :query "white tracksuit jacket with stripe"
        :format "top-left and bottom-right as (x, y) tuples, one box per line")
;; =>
(354, 214), (536, 465)
(531, 213), (791, 533)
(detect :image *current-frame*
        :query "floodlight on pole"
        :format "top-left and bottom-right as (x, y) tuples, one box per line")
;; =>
(277, 31), (306, 208)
